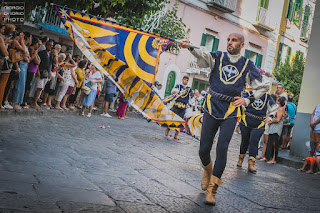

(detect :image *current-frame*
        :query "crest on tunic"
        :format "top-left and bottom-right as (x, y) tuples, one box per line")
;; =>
(221, 65), (239, 82)
(252, 94), (267, 110)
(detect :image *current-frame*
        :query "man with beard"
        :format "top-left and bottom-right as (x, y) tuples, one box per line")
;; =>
(180, 33), (265, 205)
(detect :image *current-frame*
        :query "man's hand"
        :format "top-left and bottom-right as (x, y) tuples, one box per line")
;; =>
(233, 97), (245, 107)
(179, 39), (190, 49)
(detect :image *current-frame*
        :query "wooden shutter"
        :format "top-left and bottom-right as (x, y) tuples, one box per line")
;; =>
(212, 37), (219, 52)
(293, 0), (303, 25)
(255, 54), (263, 68)
(258, 0), (269, 9)
(244, 50), (250, 58)
(200, 33), (207, 46)
(286, 0), (294, 19)
(286, 46), (292, 62)
(276, 43), (283, 67)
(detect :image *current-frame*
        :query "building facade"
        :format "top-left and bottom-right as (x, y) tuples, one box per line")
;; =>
(156, 0), (314, 98)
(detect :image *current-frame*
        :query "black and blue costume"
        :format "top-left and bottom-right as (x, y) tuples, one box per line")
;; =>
(171, 84), (194, 119)
(239, 90), (277, 158)
(192, 50), (263, 179)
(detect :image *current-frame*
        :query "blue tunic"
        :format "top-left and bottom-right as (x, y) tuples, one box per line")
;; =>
(174, 84), (194, 109)
(241, 91), (276, 129)
(203, 51), (262, 119)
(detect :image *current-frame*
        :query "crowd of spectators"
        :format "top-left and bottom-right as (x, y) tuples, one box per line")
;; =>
(0, 21), (130, 118)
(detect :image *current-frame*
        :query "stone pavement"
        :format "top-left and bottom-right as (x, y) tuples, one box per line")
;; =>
(0, 111), (320, 212)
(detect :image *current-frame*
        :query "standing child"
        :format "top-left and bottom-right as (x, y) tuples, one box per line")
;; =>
(116, 93), (128, 119)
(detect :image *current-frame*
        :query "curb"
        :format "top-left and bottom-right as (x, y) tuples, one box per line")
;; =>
(277, 150), (304, 169)
(0, 108), (143, 120)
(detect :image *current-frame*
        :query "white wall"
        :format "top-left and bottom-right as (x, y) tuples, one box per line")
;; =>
(297, 2), (320, 113)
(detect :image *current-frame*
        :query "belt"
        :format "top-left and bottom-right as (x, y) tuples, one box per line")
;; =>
(245, 112), (265, 121)
(208, 88), (235, 102)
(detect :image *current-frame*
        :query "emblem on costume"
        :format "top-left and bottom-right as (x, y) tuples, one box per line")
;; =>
(252, 94), (267, 110)
(222, 65), (239, 81)
(254, 99), (263, 107)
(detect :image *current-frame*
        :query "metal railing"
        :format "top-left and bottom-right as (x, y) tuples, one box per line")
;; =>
(300, 22), (311, 42)
(43, 7), (62, 28)
(207, 0), (237, 12)
(29, 6), (64, 29)
(255, 6), (272, 28)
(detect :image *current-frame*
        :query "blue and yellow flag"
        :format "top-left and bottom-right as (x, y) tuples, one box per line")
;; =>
(55, 5), (204, 141)
(56, 5), (171, 86)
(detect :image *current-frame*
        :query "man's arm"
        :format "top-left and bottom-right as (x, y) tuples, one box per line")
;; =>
(179, 40), (215, 70)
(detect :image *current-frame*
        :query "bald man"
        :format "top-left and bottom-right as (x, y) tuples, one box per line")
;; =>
(180, 33), (264, 205)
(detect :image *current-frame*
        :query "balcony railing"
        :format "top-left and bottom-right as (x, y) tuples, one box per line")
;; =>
(206, 0), (237, 13)
(29, 6), (68, 34)
(300, 22), (311, 43)
(43, 7), (62, 28)
(252, 6), (274, 31)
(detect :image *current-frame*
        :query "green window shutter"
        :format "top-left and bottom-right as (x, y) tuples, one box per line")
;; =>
(293, 0), (303, 25)
(276, 43), (283, 67)
(286, 0), (294, 19)
(258, 0), (269, 9)
(303, 5), (310, 23)
(212, 37), (219, 52)
(244, 49), (250, 58)
(255, 54), (263, 68)
(286, 46), (292, 62)
(200, 33), (207, 46)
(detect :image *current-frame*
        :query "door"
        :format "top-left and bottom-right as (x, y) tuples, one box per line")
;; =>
(165, 71), (176, 97)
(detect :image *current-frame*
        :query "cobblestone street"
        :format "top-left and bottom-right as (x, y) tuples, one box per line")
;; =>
(1, 113), (320, 212)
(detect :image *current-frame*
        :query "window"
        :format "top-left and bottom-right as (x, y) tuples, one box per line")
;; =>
(300, 5), (310, 40)
(192, 79), (210, 94)
(286, 46), (292, 62)
(276, 43), (292, 67)
(286, 0), (294, 20)
(200, 33), (219, 52)
(258, 0), (269, 9)
(244, 50), (263, 68)
(293, 0), (303, 27)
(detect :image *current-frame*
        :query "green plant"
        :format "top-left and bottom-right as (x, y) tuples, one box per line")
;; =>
(274, 51), (305, 105)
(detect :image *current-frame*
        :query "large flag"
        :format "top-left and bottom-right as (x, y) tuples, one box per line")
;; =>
(56, 5), (170, 86)
(55, 5), (204, 140)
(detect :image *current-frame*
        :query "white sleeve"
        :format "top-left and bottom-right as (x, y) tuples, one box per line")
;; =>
(266, 102), (279, 118)
(246, 72), (269, 100)
(189, 47), (215, 70)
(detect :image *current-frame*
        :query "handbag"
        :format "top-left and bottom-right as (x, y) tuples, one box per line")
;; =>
(8, 48), (23, 63)
(40, 69), (49, 79)
(82, 81), (92, 95)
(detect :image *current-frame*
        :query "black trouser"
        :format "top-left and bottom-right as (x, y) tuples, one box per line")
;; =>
(199, 111), (237, 179)
(239, 123), (264, 158)
(265, 133), (280, 161)
(69, 87), (81, 104)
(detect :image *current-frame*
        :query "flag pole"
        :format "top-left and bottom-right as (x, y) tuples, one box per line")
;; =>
(174, 39), (200, 49)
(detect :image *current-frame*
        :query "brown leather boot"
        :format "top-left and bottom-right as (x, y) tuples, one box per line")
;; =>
(248, 156), (257, 173)
(205, 175), (223, 205)
(237, 154), (246, 167)
(201, 161), (213, 191)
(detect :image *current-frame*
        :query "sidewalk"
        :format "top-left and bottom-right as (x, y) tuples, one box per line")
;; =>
(1, 108), (304, 170)
(0, 107), (141, 119)
(277, 149), (304, 169)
